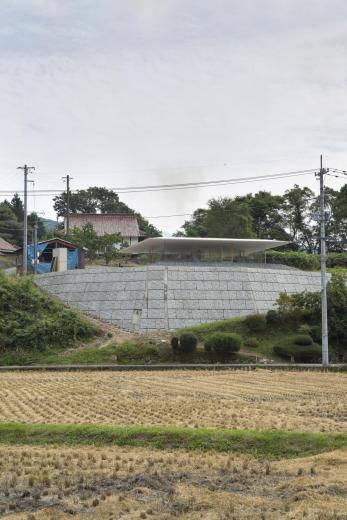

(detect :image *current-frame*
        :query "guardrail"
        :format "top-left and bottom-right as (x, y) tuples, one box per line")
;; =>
(0, 364), (345, 372)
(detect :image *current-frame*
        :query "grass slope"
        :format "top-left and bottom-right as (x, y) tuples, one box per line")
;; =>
(0, 423), (346, 460)
(178, 315), (285, 359)
(0, 274), (99, 356)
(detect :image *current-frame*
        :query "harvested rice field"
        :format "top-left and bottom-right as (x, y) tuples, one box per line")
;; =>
(0, 370), (346, 432)
(0, 445), (346, 519)
(0, 369), (346, 518)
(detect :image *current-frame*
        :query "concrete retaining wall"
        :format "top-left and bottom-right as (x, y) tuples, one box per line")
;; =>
(35, 264), (322, 332)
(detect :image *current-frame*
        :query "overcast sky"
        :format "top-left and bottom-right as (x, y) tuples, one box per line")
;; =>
(0, 0), (346, 234)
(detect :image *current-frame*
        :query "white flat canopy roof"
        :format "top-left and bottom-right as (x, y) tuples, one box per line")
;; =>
(123, 237), (289, 255)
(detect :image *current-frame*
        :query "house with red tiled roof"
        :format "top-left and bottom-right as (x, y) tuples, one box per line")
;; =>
(0, 237), (19, 255)
(65, 214), (144, 246)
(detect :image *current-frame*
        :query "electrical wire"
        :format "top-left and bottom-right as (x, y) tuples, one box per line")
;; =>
(0, 168), (318, 196)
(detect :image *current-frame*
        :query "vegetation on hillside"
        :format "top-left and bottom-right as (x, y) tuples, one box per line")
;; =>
(0, 274), (99, 355)
(178, 275), (347, 362)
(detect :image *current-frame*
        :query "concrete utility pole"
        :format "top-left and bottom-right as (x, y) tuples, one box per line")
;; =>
(62, 174), (73, 235)
(318, 155), (329, 367)
(17, 164), (35, 275)
(33, 221), (38, 275)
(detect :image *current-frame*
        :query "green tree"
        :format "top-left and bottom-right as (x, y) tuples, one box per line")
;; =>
(4, 193), (24, 221)
(333, 184), (347, 251)
(204, 197), (254, 238)
(309, 187), (340, 252)
(0, 203), (23, 245)
(283, 185), (315, 251)
(53, 186), (161, 237)
(240, 191), (289, 240)
(175, 208), (208, 237)
(67, 223), (122, 263)
(98, 232), (123, 265)
(27, 213), (47, 243)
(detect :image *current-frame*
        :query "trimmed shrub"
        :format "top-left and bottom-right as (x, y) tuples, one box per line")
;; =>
(170, 336), (179, 352)
(244, 314), (267, 333)
(179, 333), (198, 353)
(205, 332), (242, 354)
(245, 336), (260, 348)
(273, 335), (320, 362)
(274, 343), (321, 362)
(310, 325), (322, 343)
(293, 334), (313, 346)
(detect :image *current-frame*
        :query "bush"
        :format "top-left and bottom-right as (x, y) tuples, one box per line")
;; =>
(266, 309), (282, 326)
(293, 334), (313, 346)
(205, 332), (242, 354)
(265, 251), (320, 271)
(0, 274), (99, 352)
(326, 253), (347, 269)
(274, 343), (321, 362)
(245, 336), (260, 348)
(273, 335), (321, 362)
(310, 325), (322, 343)
(274, 275), (347, 355)
(114, 341), (162, 363)
(170, 336), (179, 352)
(178, 333), (198, 353)
(244, 314), (267, 333)
(297, 324), (312, 335)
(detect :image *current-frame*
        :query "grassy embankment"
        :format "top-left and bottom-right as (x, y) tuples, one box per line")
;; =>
(0, 271), (294, 364)
(0, 423), (345, 460)
(0, 314), (304, 365)
(0, 273), (102, 365)
(0, 273), (341, 365)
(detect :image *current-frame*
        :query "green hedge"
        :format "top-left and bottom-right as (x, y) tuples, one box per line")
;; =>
(265, 251), (320, 271)
(266, 251), (347, 271)
(273, 335), (321, 361)
(292, 334), (313, 346)
(205, 332), (242, 354)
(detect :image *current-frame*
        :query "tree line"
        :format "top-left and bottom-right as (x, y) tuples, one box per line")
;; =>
(0, 187), (161, 247)
(1, 183), (346, 254)
(0, 194), (46, 246)
(175, 184), (347, 252)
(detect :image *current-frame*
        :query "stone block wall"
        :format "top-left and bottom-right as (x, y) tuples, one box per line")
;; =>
(35, 264), (323, 332)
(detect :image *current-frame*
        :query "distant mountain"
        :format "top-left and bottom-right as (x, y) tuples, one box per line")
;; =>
(40, 218), (57, 232)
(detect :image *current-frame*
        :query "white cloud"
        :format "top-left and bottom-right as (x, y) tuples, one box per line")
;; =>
(0, 0), (346, 233)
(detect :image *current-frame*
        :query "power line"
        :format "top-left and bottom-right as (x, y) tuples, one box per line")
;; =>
(0, 168), (318, 196)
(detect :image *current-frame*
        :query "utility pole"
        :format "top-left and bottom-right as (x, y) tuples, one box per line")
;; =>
(17, 164), (35, 275)
(318, 155), (329, 367)
(62, 174), (73, 235)
(33, 221), (38, 274)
